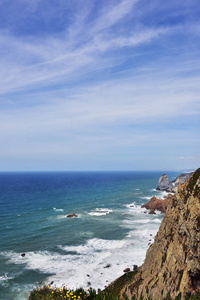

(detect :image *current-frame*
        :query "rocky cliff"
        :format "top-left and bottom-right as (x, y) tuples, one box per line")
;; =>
(156, 172), (194, 193)
(108, 168), (200, 300)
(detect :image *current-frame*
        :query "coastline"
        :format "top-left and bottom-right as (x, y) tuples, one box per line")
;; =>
(0, 171), (179, 300)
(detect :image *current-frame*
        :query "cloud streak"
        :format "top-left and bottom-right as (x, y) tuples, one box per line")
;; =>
(0, 0), (200, 171)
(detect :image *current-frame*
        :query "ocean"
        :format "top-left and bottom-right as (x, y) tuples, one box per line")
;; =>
(0, 171), (179, 300)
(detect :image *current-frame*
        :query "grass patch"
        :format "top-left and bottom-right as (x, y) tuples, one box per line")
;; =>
(187, 169), (200, 197)
(28, 283), (200, 300)
(29, 286), (117, 300)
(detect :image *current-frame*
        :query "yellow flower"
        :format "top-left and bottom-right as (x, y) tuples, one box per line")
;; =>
(78, 296), (81, 298)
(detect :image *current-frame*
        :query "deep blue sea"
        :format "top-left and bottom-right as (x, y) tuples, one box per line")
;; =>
(0, 171), (179, 300)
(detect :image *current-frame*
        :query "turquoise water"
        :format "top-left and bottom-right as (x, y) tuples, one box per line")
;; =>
(0, 171), (179, 300)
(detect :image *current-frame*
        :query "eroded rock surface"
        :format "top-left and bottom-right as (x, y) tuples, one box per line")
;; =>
(141, 194), (174, 214)
(109, 168), (200, 300)
(156, 172), (193, 193)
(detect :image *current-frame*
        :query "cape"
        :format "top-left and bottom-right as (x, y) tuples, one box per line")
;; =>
(108, 168), (200, 300)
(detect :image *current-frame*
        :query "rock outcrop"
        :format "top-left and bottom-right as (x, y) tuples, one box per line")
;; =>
(141, 194), (174, 214)
(156, 174), (173, 192)
(108, 168), (200, 300)
(66, 213), (78, 218)
(156, 172), (194, 193)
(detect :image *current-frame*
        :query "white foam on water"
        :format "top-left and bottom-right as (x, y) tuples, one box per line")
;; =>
(135, 189), (140, 190)
(153, 218), (161, 223)
(88, 208), (113, 216)
(53, 208), (64, 212)
(0, 273), (13, 281)
(156, 191), (170, 199)
(124, 219), (150, 224)
(95, 208), (113, 212)
(88, 212), (107, 216)
(60, 238), (125, 254)
(154, 210), (162, 215)
(124, 202), (147, 214)
(56, 215), (67, 219)
(140, 196), (152, 200)
(0, 194), (163, 293)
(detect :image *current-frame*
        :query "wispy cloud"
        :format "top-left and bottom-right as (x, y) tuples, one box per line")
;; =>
(0, 0), (200, 170)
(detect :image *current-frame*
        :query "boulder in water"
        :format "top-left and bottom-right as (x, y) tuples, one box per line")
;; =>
(66, 213), (78, 218)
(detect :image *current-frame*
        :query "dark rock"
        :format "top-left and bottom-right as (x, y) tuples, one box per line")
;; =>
(104, 264), (111, 268)
(66, 213), (78, 218)
(98, 289), (101, 294)
(133, 265), (138, 271)
(87, 282), (91, 286)
(87, 274), (90, 277)
(50, 281), (54, 285)
(123, 268), (130, 272)
(21, 253), (26, 257)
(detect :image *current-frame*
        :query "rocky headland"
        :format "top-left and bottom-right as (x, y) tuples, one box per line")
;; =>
(142, 172), (194, 214)
(108, 168), (200, 299)
(156, 172), (194, 193)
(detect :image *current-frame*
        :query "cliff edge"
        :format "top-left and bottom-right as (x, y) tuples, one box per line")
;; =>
(108, 168), (200, 300)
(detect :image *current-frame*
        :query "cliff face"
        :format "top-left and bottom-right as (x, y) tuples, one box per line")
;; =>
(156, 172), (193, 193)
(109, 168), (200, 300)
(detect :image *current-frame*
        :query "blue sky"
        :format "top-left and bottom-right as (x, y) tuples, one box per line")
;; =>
(0, 0), (199, 171)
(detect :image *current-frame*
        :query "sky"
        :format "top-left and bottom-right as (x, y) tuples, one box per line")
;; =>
(0, 0), (200, 171)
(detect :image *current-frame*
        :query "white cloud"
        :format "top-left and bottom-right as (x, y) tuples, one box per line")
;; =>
(91, 0), (139, 33)
(0, 0), (200, 170)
